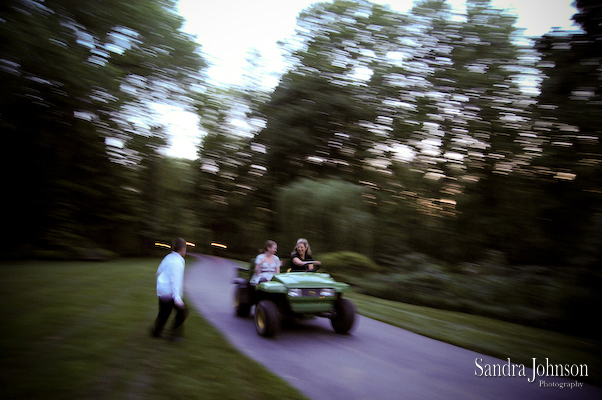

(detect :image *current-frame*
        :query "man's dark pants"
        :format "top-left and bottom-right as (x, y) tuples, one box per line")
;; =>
(152, 295), (189, 338)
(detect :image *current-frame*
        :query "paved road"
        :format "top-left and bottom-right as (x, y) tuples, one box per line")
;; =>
(184, 254), (600, 400)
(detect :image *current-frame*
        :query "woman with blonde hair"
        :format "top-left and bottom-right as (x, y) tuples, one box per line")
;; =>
(290, 238), (321, 271)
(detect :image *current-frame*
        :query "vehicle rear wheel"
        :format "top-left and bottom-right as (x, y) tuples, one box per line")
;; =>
(234, 286), (251, 317)
(331, 298), (356, 334)
(254, 300), (280, 337)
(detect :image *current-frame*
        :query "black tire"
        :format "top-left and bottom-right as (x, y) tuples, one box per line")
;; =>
(331, 298), (356, 334)
(234, 286), (251, 318)
(254, 300), (280, 337)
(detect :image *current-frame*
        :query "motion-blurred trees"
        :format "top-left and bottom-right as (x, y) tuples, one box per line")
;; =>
(240, 0), (555, 264)
(530, 0), (602, 265)
(401, 0), (537, 262)
(2, 0), (600, 275)
(252, 0), (406, 190)
(276, 178), (375, 255)
(191, 89), (266, 255)
(186, 0), (601, 271)
(0, 0), (205, 257)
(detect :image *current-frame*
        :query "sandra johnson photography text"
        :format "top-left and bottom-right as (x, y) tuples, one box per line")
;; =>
(475, 358), (588, 385)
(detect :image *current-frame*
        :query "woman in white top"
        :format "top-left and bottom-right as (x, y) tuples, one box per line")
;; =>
(250, 240), (281, 285)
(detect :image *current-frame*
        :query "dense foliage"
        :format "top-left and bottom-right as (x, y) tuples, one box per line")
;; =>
(1, 0), (205, 257)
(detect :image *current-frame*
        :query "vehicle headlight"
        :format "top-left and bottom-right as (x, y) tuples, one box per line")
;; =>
(320, 288), (335, 297)
(288, 288), (302, 297)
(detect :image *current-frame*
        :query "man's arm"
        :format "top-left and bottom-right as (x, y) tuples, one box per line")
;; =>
(170, 259), (185, 307)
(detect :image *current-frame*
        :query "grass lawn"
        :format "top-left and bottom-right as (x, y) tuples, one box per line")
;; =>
(347, 292), (601, 387)
(0, 259), (308, 400)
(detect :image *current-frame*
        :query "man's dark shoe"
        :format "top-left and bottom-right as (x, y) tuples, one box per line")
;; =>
(149, 327), (161, 338)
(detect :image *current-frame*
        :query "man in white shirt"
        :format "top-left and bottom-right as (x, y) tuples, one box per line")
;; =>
(151, 237), (189, 340)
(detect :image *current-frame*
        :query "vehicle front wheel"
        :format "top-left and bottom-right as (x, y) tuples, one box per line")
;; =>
(254, 300), (281, 337)
(331, 298), (356, 334)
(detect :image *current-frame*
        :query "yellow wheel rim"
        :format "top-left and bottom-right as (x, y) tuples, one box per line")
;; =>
(257, 309), (265, 330)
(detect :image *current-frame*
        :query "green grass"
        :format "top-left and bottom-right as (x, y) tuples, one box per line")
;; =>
(347, 292), (601, 387)
(0, 259), (308, 400)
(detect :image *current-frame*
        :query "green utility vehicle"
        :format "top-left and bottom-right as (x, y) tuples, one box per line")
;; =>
(233, 260), (356, 337)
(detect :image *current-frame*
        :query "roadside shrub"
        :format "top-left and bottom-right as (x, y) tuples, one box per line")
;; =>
(352, 255), (601, 337)
(320, 251), (385, 283)
(310, 248), (600, 337)
(360, 267), (452, 305)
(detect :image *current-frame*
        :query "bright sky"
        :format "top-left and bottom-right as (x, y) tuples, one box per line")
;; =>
(164, 0), (578, 158)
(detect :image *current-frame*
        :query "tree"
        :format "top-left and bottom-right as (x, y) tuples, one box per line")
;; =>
(251, 0), (418, 193)
(0, 0), (206, 258)
(190, 89), (270, 255)
(416, 0), (533, 262)
(242, 0), (550, 263)
(530, 0), (602, 265)
(276, 178), (375, 256)
(255, 71), (376, 188)
(344, 0), (536, 262)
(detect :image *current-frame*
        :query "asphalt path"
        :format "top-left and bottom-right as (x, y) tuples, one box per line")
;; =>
(184, 254), (601, 400)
